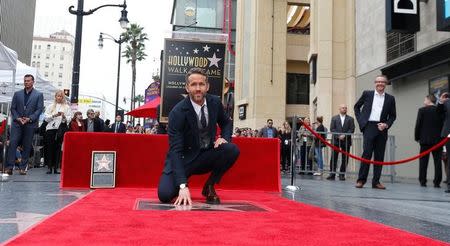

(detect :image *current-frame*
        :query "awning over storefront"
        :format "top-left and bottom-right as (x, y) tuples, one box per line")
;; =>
(381, 40), (450, 82)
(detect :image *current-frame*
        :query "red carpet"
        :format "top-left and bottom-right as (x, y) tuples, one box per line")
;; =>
(4, 189), (448, 246)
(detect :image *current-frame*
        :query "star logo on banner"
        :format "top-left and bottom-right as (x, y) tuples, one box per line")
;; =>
(193, 48), (199, 54)
(0, 212), (47, 233)
(207, 53), (222, 68)
(96, 155), (111, 171)
(203, 44), (210, 52)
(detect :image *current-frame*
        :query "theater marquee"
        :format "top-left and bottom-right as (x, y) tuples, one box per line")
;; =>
(160, 39), (226, 123)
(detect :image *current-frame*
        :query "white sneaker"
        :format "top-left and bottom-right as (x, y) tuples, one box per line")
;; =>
(313, 172), (322, 176)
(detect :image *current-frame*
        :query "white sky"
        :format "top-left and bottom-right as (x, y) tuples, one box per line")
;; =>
(34, 0), (174, 120)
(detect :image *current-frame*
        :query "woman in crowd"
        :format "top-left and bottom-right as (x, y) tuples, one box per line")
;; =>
(44, 90), (72, 174)
(279, 121), (292, 172)
(313, 116), (326, 176)
(298, 117), (314, 174)
(69, 111), (85, 132)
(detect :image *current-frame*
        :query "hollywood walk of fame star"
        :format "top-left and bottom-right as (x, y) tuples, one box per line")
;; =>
(0, 212), (47, 232)
(96, 155), (112, 171)
(203, 44), (210, 52)
(137, 200), (267, 212)
(207, 53), (222, 68)
(193, 48), (199, 54)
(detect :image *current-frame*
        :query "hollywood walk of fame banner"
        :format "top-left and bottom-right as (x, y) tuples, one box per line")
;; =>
(160, 38), (227, 123)
(90, 151), (116, 188)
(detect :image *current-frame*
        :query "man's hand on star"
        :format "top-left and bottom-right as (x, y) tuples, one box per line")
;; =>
(214, 138), (228, 148)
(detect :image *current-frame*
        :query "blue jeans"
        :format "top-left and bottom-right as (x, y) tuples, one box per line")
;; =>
(315, 147), (323, 170)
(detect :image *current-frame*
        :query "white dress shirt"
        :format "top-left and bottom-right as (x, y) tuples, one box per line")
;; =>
(369, 91), (385, 122)
(190, 98), (209, 126)
(339, 114), (346, 127)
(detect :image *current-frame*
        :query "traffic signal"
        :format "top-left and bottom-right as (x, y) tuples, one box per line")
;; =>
(63, 89), (70, 97)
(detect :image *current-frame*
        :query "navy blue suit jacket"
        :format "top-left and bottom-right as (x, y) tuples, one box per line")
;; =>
(11, 88), (44, 128)
(163, 94), (232, 186)
(354, 90), (396, 132)
(110, 122), (126, 133)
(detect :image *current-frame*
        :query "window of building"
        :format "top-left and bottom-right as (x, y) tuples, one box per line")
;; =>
(38, 45), (41, 49)
(58, 73), (63, 78)
(44, 72), (48, 77)
(34, 44), (37, 49)
(33, 54), (36, 59)
(62, 47), (66, 51)
(46, 54), (50, 59)
(37, 54), (40, 59)
(386, 32), (416, 62)
(36, 62), (40, 68)
(286, 73), (310, 105)
(53, 54), (56, 58)
(54, 46), (57, 50)
(32, 61), (35, 67)
(58, 81), (62, 87)
(59, 64), (63, 69)
(60, 55), (64, 60)
(47, 44), (51, 50)
(45, 63), (49, 68)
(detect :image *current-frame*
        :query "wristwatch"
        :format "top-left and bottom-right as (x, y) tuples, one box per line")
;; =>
(179, 183), (187, 189)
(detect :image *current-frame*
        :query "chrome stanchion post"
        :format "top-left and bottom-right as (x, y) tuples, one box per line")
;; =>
(285, 115), (301, 191)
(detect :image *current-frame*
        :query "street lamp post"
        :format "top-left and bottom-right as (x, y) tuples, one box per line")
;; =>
(98, 32), (126, 117)
(68, 0), (129, 107)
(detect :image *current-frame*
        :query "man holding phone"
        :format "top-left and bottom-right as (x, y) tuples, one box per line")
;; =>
(437, 92), (450, 193)
(354, 75), (396, 189)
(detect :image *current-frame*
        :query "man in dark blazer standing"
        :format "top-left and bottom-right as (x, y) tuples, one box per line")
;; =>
(110, 115), (126, 133)
(415, 95), (443, 187)
(6, 74), (44, 175)
(437, 92), (450, 193)
(327, 104), (355, 181)
(83, 109), (103, 132)
(354, 75), (396, 189)
(158, 68), (240, 205)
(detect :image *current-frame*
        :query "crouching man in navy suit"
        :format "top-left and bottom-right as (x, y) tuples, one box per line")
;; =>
(158, 68), (240, 205)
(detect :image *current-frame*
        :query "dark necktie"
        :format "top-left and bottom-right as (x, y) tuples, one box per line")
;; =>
(200, 105), (207, 128)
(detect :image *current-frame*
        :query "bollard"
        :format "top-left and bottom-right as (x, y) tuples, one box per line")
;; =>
(284, 115), (301, 191)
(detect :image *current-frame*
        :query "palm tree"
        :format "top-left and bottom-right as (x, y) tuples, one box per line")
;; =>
(133, 94), (145, 125)
(122, 23), (148, 125)
(134, 94), (145, 108)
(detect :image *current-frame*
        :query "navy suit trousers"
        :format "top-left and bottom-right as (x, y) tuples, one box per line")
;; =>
(158, 143), (240, 203)
(7, 122), (36, 170)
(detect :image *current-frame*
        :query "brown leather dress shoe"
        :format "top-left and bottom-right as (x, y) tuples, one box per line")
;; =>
(372, 183), (386, 189)
(355, 181), (364, 188)
(202, 184), (221, 204)
(6, 169), (13, 175)
(19, 170), (27, 175)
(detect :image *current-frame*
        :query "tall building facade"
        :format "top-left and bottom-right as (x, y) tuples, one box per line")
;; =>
(356, 0), (450, 180)
(309, 0), (356, 127)
(0, 0), (36, 64)
(234, 0), (310, 129)
(31, 30), (74, 91)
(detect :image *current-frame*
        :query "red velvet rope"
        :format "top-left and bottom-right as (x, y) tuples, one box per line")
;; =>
(299, 120), (449, 166)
